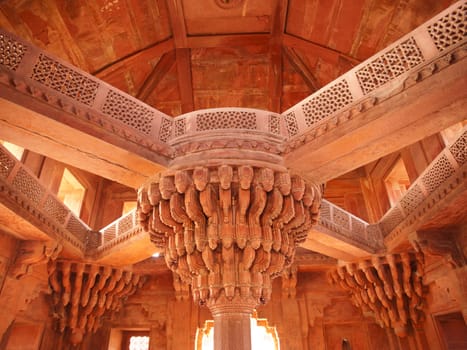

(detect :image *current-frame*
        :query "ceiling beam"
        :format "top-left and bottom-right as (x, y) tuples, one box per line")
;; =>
(166, 0), (188, 48)
(137, 50), (177, 102)
(0, 99), (166, 188)
(283, 46), (320, 92)
(186, 33), (270, 48)
(93, 38), (174, 79)
(176, 48), (195, 113)
(283, 34), (360, 65)
(268, 0), (288, 113)
(166, 0), (194, 113)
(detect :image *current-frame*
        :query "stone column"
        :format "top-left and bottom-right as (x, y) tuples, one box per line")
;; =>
(138, 165), (321, 350)
(137, 114), (323, 349)
(209, 295), (257, 350)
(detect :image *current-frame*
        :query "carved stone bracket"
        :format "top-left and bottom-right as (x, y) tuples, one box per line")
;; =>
(329, 252), (425, 337)
(47, 260), (146, 345)
(10, 240), (62, 279)
(281, 265), (297, 299)
(138, 165), (322, 310)
(410, 231), (465, 268)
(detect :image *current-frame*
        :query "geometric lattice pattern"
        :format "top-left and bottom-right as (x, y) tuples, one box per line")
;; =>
(43, 195), (69, 225)
(421, 154), (455, 194)
(65, 215), (88, 243)
(31, 54), (99, 106)
(449, 131), (467, 165)
(0, 33), (27, 71)
(12, 168), (45, 205)
(302, 79), (353, 127)
(428, 3), (467, 52)
(400, 184), (425, 214)
(0, 147), (16, 179)
(356, 37), (424, 94)
(268, 114), (280, 135)
(351, 217), (366, 237)
(102, 224), (117, 243)
(381, 207), (404, 236)
(332, 207), (350, 230)
(159, 118), (173, 143)
(320, 200), (331, 220)
(284, 111), (299, 137)
(118, 211), (134, 235)
(175, 118), (186, 137)
(196, 110), (257, 131)
(102, 90), (154, 135)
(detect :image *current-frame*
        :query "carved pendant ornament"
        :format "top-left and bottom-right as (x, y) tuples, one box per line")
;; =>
(329, 252), (425, 337)
(137, 165), (322, 309)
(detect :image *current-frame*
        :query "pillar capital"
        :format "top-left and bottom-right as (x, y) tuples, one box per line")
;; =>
(137, 112), (324, 350)
(138, 163), (322, 309)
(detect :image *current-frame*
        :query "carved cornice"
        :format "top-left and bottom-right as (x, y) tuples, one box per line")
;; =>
(9, 240), (61, 279)
(329, 252), (426, 337)
(48, 260), (146, 344)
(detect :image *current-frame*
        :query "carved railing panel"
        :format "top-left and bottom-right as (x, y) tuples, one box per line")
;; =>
(170, 108), (287, 143)
(0, 144), (89, 252)
(382, 128), (467, 246)
(94, 209), (143, 255)
(48, 260), (146, 345)
(329, 252), (425, 337)
(282, 1), (466, 144)
(0, 29), (173, 156)
(319, 200), (384, 253)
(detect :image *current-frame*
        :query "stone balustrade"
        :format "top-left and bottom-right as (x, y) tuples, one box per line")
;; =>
(382, 128), (467, 247)
(281, 2), (466, 143)
(319, 199), (384, 253)
(94, 208), (142, 254)
(0, 143), (89, 253)
(0, 30), (173, 157)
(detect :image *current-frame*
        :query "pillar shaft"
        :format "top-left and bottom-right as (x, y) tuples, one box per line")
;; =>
(208, 294), (257, 350)
(213, 312), (252, 350)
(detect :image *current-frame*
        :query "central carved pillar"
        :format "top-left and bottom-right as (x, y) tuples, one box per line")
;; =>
(137, 111), (322, 349)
